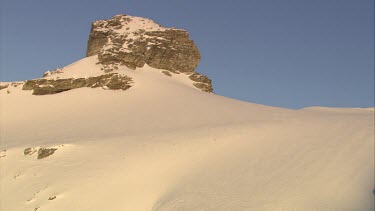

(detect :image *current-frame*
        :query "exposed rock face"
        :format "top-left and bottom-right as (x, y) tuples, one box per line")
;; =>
(86, 15), (200, 73)
(86, 14), (213, 92)
(23, 73), (132, 95)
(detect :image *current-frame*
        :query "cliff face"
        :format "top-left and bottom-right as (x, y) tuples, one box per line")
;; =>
(86, 15), (200, 73)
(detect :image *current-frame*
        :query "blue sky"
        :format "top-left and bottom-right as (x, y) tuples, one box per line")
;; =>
(1, 0), (373, 109)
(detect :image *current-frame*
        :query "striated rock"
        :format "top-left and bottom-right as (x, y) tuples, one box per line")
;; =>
(23, 73), (132, 95)
(86, 15), (200, 73)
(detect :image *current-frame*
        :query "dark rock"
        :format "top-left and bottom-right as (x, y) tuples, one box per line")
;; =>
(189, 72), (211, 83)
(162, 71), (172, 77)
(48, 196), (57, 200)
(37, 148), (57, 159)
(189, 72), (213, 93)
(24, 148), (37, 155)
(193, 83), (213, 93)
(0, 84), (9, 90)
(22, 74), (132, 95)
(0, 150), (6, 159)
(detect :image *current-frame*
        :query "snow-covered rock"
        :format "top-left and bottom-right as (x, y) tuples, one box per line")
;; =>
(86, 14), (201, 74)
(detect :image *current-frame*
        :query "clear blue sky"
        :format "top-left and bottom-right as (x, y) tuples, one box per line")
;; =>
(1, 0), (373, 109)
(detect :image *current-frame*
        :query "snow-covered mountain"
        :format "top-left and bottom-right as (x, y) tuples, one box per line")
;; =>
(0, 15), (374, 211)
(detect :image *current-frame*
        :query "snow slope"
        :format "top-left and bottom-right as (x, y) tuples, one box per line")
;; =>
(0, 56), (374, 211)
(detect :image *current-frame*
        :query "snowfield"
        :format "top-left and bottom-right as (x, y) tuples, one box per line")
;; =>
(0, 56), (374, 211)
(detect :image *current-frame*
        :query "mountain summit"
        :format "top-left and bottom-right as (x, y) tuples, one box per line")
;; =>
(0, 14), (212, 95)
(87, 14), (200, 73)
(86, 14), (213, 92)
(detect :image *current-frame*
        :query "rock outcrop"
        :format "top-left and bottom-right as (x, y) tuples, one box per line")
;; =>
(86, 14), (213, 92)
(189, 73), (213, 93)
(0, 84), (9, 90)
(37, 148), (57, 159)
(22, 73), (132, 95)
(86, 15), (200, 73)
(24, 147), (58, 159)
(24, 148), (37, 156)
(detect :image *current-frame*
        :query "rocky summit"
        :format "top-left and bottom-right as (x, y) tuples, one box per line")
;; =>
(86, 14), (200, 73)
(1, 14), (212, 95)
(86, 14), (212, 92)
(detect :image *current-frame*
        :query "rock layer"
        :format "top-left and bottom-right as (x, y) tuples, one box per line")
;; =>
(22, 73), (132, 95)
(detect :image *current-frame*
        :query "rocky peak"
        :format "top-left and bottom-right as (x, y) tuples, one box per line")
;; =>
(86, 14), (212, 92)
(1, 14), (213, 96)
(86, 14), (200, 72)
